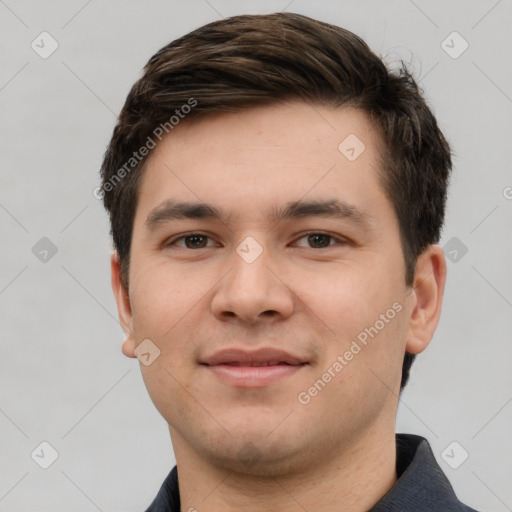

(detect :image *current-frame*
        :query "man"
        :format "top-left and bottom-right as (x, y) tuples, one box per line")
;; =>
(99, 12), (480, 511)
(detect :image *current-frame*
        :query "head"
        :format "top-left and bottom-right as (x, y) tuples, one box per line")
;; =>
(101, 13), (451, 474)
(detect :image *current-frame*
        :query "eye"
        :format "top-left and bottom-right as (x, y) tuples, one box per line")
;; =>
(293, 232), (346, 249)
(165, 233), (217, 249)
(164, 232), (347, 250)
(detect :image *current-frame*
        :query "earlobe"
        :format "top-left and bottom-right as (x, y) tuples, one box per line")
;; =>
(405, 245), (447, 355)
(111, 251), (137, 359)
(121, 338), (136, 358)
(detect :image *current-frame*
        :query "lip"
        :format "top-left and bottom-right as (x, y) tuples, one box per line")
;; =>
(200, 347), (309, 388)
(200, 347), (306, 366)
(203, 364), (306, 387)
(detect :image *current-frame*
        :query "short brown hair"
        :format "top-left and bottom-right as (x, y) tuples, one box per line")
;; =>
(99, 12), (452, 390)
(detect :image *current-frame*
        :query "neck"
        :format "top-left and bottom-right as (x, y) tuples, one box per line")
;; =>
(171, 424), (397, 512)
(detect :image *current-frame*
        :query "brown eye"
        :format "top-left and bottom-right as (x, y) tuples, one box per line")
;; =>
(307, 234), (333, 248)
(165, 233), (216, 249)
(183, 235), (209, 248)
(293, 232), (344, 249)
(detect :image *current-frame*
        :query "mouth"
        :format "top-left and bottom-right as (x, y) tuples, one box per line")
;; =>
(199, 347), (309, 387)
(210, 361), (304, 367)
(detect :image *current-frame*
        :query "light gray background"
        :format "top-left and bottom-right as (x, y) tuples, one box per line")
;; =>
(1, 0), (511, 510)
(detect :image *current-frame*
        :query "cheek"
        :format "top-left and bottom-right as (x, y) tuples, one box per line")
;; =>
(294, 262), (408, 378)
(131, 265), (204, 416)
(288, 262), (393, 338)
(129, 261), (204, 339)
(128, 261), (218, 403)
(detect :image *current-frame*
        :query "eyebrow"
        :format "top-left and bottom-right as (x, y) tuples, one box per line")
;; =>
(145, 198), (373, 232)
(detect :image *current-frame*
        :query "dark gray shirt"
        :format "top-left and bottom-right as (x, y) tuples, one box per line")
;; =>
(144, 433), (480, 511)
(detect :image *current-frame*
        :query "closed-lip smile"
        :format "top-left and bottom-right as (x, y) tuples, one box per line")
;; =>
(200, 347), (309, 387)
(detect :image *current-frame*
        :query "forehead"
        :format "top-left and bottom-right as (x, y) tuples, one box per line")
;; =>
(146, 100), (383, 164)
(134, 100), (391, 228)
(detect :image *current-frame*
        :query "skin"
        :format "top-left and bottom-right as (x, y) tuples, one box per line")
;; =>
(111, 100), (447, 511)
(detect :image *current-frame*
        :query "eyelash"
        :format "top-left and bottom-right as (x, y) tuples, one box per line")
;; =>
(164, 232), (348, 249)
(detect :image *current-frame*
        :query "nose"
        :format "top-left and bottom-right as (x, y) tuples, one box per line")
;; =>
(210, 239), (294, 325)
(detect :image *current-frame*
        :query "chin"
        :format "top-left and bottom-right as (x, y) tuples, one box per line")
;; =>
(207, 440), (313, 478)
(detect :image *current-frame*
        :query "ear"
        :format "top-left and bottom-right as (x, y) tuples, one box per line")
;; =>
(111, 251), (137, 358)
(405, 244), (447, 354)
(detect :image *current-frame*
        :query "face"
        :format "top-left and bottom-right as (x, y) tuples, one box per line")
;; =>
(112, 100), (444, 476)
